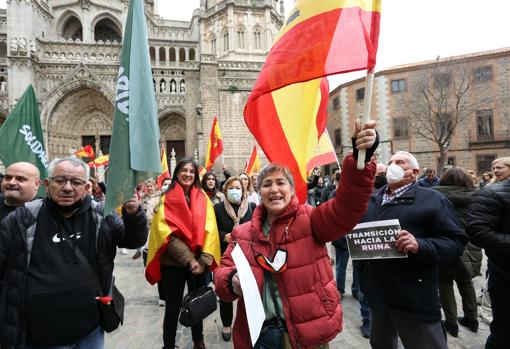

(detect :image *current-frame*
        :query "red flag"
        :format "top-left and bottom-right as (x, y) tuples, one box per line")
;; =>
(75, 145), (95, 160)
(205, 116), (223, 170)
(245, 145), (261, 175)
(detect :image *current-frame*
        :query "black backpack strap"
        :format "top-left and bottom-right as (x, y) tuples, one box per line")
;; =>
(23, 199), (44, 267)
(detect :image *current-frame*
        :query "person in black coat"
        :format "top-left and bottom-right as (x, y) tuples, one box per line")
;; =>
(361, 151), (466, 349)
(213, 176), (256, 342)
(467, 171), (510, 349)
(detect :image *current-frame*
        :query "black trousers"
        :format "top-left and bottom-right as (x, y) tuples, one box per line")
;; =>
(486, 266), (510, 349)
(219, 300), (233, 327)
(160, 264), (207, 348)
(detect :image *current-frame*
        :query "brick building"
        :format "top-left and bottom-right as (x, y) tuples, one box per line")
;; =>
(327, 48), (510, 175)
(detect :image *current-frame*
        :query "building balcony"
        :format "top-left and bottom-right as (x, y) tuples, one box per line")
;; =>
(469, 130), (510, 147)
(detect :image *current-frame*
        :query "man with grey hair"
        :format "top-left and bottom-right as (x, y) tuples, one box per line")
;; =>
(359, 150), (467, 349)
(0, 157), (148, 348)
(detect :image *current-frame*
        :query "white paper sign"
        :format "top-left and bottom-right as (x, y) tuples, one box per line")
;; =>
(231, 243), (266, 347)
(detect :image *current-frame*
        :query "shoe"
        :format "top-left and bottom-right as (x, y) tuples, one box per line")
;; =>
(442, 320), (459, 337)
(221, 327), (232, 341)
(121, 248), (127, 255)
(360, 319), (371, 338)
(132, 251), (142, 259)
(458, 317), (479, 333)
(193, 339), (206, 349)
(158, 299), (165, 306)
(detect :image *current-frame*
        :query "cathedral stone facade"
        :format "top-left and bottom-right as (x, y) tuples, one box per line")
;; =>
(0, 0), (284, 173)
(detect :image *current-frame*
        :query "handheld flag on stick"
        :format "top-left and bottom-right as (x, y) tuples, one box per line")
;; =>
(245, 145), (261, 175)
(156, 146), (171, 189)
(104, 0), (161, 214)
(205, 116), (223, 171)
(244, 0), (381, 202)
(0, 85), (48, 193)
(88, 154), (109, 168)
(75, 145), (95, 160)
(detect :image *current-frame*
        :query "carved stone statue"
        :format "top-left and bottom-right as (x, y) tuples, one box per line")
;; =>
(0, 81), (6, 93)
(10, 38), (18, 54)
(170, 79), (176, 93)
(180, 80), (185, 93)
(18, 38), (27, 53)
(30, 40), (36, 54)
(160, 80), (166, 93)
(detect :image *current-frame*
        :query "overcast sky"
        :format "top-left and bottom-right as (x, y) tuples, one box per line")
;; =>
(2, 0), (509, 86)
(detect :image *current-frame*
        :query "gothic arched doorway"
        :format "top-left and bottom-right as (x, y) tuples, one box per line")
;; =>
(159, 112), (186, 167)
(46, 87), (113, 159)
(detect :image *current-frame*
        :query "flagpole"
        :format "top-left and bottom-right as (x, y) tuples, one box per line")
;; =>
(357, 70), (375, 170)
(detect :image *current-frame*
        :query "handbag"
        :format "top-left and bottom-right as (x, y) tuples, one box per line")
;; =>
(179, 285), (217, 327)
(58, 227), (125, 333)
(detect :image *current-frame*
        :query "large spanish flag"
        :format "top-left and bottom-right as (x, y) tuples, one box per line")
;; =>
(156, 147), (170, 189)
(145, 185), (221, 284)
(244, 0), (380, 202)
(205, 116), (223, 170)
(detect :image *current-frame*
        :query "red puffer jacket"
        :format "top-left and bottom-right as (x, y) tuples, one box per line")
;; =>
(214, 155), (375, 349)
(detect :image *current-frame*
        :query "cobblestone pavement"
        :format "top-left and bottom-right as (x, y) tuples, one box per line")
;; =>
(106, 252), (490, 349)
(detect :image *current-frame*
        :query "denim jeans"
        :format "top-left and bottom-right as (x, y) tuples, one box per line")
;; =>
(255, 327), (285, 349)
(352, 260), (370, 322)
(335, 247), (349, 294)
(25, 326), (104, 349)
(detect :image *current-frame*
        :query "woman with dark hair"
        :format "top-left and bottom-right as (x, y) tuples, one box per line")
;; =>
(201, 171), (224, 204)
(213, 176), (257, 341)
(149, 158), (220, 349)
(433, 167), (481, 337)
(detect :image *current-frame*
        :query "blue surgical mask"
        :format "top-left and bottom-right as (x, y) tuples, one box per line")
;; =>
(227, 188), (242, 204)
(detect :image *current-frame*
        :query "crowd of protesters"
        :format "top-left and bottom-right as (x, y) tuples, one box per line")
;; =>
(1, 142), (509, 348)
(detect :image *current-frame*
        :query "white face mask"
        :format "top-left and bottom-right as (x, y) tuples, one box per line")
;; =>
(386, 163), (405, 184)
(161, 185), (169, 192)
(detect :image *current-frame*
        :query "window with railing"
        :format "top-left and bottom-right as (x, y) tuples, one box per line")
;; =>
(476, 109), (494, 141)
(393, 117), (409, 138)
(477, 154), (496, 173)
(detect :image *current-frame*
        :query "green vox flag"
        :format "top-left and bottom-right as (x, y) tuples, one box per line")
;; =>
(0, 85), (49, 189)
(104, 0), (161, 214)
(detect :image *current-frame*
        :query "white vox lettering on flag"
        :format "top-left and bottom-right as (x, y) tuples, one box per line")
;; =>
(116, 66), (129, 119)
(18, 125), (49, 168)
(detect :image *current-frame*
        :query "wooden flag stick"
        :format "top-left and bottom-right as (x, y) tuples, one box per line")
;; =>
(357, 71), (375, 170)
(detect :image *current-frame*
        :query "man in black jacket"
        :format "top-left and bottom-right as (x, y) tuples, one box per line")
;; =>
(0, 157), (147, 349)
(361, 151), (467, 349)
(468, 177), (510, 349)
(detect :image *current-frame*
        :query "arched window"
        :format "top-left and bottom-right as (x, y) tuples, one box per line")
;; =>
(169, 47), (176, 62)
(223, 32), (229, 52)
(0, 42), (6, 57)
(94, 18), (122, 42)
(254, 29), (262, 50)
(179, 48), (186, 62)
(159, 47), (166, 61)
(237, 28), (245, 49)
(62, 16), (83, 41)
(189, 48), (196, 61)
(209, 34), (217, 55)
(149, 47), (156, 62)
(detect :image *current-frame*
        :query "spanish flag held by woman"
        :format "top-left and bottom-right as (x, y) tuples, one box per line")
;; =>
(146, 158), (221, 285)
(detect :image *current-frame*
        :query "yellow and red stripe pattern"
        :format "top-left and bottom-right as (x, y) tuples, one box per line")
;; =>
(307, 131), (339, 172)
(205, 116), (223, 170)
(244, 0), (380, 202)
(245, 145), (261, 175)
(145, 185), (221, 285)
(75, 145), (95, 160)
(156, 147), (170, 189)
(87, 154), (109, 168)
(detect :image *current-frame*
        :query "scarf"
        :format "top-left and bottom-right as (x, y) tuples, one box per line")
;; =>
(224, 196), (249, 227)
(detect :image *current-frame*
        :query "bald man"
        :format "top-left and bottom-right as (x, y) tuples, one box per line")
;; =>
(0, 162), (41, 221)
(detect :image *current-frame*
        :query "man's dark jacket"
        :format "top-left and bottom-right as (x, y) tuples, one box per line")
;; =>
(467, 178), (510, 279)
(361, 183), (467, 322)
(0, 199), (147, 349)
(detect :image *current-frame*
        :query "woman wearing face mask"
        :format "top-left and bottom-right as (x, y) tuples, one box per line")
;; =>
(201, 171), (225, 204)
(213, 176), (257, 341)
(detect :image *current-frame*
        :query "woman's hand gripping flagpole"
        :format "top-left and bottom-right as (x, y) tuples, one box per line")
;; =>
(356, 71), (376, 170)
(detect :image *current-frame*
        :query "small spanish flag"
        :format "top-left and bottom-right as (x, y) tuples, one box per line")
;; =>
(205, 116), (223, 171)
(145, 185), (221, 285)
(87, 154), (109, 168)
(156, 147), (170, 189)
(245, 145), (261, 175)
(75, 145), (95, 160)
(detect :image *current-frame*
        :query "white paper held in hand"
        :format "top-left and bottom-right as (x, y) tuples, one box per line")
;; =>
(231, 243), (266, 347)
